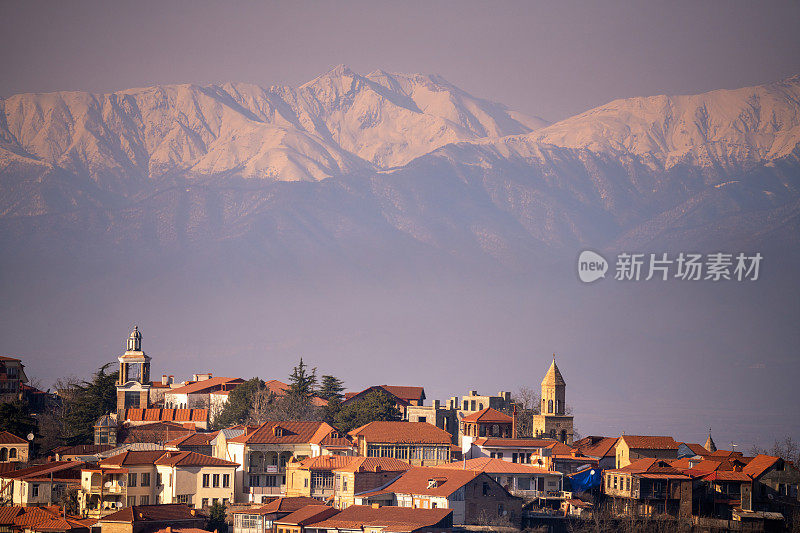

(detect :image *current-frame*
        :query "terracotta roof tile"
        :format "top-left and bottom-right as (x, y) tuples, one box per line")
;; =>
(574, 436), (618, 458)
(154, 451), (238, 467)
(343, 386), (425, 406)
(333, 457), (413, 473)
(229, 421), (340, 445)
(349, 422), (451, 445)
(0, 461), (83, 481)
(293, 455), (358, 471)
(372, 466), (486, 497)
(166, 377), (245, 396)
(681, 443), (711, 456)
(0, 431), (27, 444)
(0, 506), (22, 524)
(311, 505), (451, 532)
(274, 505), (338, 526)
(238, 496), (322, 515)
(619, 435), (679, 450)
(124, 408), (208, 423)
(99, 450), (167, 467)
(99, 503), (205, 523)
(165, 432), (218, 447)
(10, 506), (88, 531)
(461, 407), (513, 424)
(437, 457), (554, 475)
(743, 455), (781, 479)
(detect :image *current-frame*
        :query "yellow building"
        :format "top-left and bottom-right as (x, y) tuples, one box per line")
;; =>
(349, 422), (452, 467)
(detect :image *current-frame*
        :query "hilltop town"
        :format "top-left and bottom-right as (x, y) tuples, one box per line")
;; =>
(1, 327), (798, 533)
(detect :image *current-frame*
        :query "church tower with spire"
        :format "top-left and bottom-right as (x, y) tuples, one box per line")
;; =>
(532, 354), (574, 444)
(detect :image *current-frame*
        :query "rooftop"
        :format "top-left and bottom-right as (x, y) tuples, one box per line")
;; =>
(619, 435), (680, 450)
(166, 377), (245, 396)
(461, 407), (513, 424)
(349, 421), (452, 445)
(311, 505), (452, 532)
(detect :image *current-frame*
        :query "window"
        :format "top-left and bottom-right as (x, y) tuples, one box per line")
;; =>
(497, 452), (503, 460)
(250, 475), (260, 487)
(548, 400), (553, 414)
(482, 482), (490, 496)
(512, 453), (518, 463)
(157, 473), (163, 486)
(463, 400), (468, 409)
(140, 495), (149, 505)
(203, 474), (210, 487)
(141, 473), (150, 486)
(471, 400), (476, 410)
(202, 498), (209, 508)
(212, 498), (219, 506)
(213, 474), (220, 488)
(9, 448), (16, 459)
(223, 474), (230, 488)
(176, 494), (192, 504)
(304, 478), (309, 488)
(128, 473), (137, 487)
(343, 479), (348, 491)
(127, 496), (136, 507)
(31, 484), (39, 498)
(625, 477), (630, 491)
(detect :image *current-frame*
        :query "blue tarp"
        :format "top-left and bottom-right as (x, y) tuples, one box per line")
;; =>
(568, 467), (603, 493)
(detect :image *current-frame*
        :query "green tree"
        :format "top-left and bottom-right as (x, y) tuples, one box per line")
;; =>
(212, 378), (265, 430)
(287, 358), (317, 400)
(318, 375), (345, 401)
(333, 390), (401, 433)
(206, 500), (228, 533)
(61, 364), (119, 445)
(0, 401), (37, 439)
(59, 486), (79, 515)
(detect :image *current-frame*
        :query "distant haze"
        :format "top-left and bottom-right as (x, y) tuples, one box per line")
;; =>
(1, 1), (799, 121)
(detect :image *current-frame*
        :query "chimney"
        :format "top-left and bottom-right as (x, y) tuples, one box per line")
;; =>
(469, 390), (477, 396)
(169, 375), (174, 385)
(433, 400), (440, 409)
(162, 375), (169, 385)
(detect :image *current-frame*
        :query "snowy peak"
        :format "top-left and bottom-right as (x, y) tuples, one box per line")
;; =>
(530, 74), (800, 170)
(0, 66), (547, 184)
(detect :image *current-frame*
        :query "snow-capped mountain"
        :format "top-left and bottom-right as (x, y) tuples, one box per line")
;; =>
(0, 65), (546, 191)
(0, 68), (799, 266)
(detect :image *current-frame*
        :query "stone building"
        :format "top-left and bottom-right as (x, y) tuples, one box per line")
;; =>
(531, 355), (573, 444)
(0, 431), (29, 463)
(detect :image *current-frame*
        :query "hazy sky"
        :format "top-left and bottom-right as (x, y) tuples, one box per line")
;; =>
(2, 1), (800, 121)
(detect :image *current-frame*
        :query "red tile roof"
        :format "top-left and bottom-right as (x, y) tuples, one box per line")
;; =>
(349, 422), (451, 445)
(166, 377), (245, 396)
(274, 505), (338, 526)
(344, 385), (425, 406)
(574, 436), (618, 458)
(100, 450), (168, 467)
(333, 457), (413, 473)
(0, 431), (27, 444)
(702, 470), (752, 482)
(461, 407), (513, 424)
(165, 432), (218, 448)
(228, 421), (346, 445)
(7, 506), (88, 532)
(681, 443), (711, 456)
(0, 356), (21, 362)
(619, 435), (679, 450)
(125, 408), (208, 422)
(154, 451), (238, 467)
(371, 466), (486, 497)
(608, 458), (685, 476)
(743, 455), (781, 479)
(0, 506), (22, 524)
(293, 455), (359, 471)
(53, 444), (114, 456)
(311, 505), (452, 532)
(99, 503), (206, 523)
(235, 496), (323, 515)
(0, 461), (83, 481)
(437, 457), (553, 475)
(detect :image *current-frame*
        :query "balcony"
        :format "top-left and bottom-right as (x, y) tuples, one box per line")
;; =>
(249, 486), (284, 496)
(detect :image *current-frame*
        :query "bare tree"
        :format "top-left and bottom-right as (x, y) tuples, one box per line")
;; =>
(510, 386), (539, 438)
(248, 389), (323, 424)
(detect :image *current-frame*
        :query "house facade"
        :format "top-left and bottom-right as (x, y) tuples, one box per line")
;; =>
(603, 458), (692, 520)
(614, 435), (680, 468)
(0, 461), (83, 507)
(0, 356), (28, 403)
(215, 420), (352, 503)
(349, 422), (452, 467)
(0, 431), (29, 463)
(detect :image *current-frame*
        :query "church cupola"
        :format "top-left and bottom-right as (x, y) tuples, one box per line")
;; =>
(127, 325), (142, 351)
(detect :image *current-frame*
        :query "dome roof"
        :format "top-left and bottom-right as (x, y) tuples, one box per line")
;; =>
(129, 325), (142, 340)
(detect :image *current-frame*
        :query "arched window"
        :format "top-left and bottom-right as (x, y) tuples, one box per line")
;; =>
(0, 448), (7, 461)
(9, 448), (17, 459)
(561, 429), (568, 443)
(555, 400), (560, 414)
(548, 400), (553, 414)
